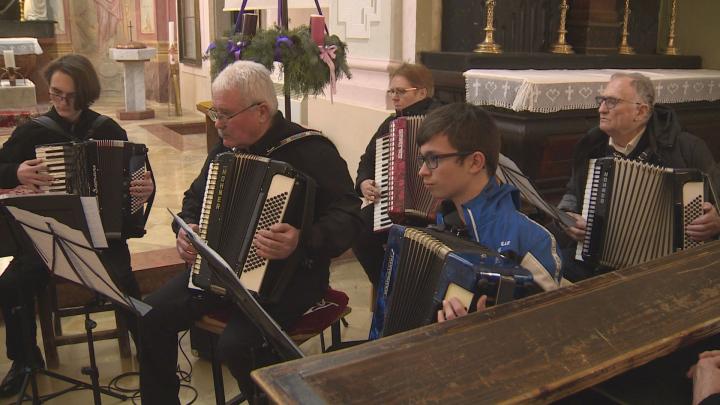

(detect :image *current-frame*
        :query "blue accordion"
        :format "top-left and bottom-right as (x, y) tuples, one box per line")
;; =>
(369, 225), (534, 340)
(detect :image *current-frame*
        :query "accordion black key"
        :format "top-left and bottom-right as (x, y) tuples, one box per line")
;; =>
(576, 157), (711, 268)
(35, 140), (150, 239)
(373, 116), (439, 232)
(191, 152), (315, 303)
(369, 225), (534, 339)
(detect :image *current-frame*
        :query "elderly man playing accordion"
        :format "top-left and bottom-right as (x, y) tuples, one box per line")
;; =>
(558, 72), (720, 281)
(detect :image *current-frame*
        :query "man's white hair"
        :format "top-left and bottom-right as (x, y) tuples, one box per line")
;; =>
(211, 61), (279, 113)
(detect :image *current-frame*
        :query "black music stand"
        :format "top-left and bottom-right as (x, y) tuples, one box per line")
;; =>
(1, 204), (151, 405)
(497, 154), (576, 228)
(171, 211), (304, 362)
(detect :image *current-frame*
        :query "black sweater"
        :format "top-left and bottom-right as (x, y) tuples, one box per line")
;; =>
(0, 107), (127, 188)
(354, 98), (444, 195)
(178, 112), (363, 299)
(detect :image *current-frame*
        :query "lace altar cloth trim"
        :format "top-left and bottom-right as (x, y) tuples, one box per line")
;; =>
(464, 69), (720, 113)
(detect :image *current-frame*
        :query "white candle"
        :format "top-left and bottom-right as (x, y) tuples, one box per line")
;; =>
(3, 50), (15, 69)
(169, 21), (175, 45)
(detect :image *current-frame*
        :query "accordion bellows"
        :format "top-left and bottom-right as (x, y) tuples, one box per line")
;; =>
(577, 157), (708, 269)
(35, 140), (149, 239)
(191, 152), (315, 302)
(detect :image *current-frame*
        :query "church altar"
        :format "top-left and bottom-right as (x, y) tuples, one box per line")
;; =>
(464, 69), (720, 113)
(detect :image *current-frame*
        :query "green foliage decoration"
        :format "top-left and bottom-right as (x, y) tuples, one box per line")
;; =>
(205, 25), (351, 97)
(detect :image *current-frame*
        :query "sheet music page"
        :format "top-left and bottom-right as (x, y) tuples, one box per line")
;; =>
(5, 206), (149, 315)
(80, 197), (108, 248)
(497, 154), (576, 228)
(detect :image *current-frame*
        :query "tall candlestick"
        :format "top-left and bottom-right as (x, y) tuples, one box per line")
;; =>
(310, 14), (325, 47)
(618, 0), (635, 55)
(169, 21), (175, 45)
(550, 0), (574, 54)
(663, 0), (679, 55)
(474, 0), (502, 54)
(3, 50), (15, 69)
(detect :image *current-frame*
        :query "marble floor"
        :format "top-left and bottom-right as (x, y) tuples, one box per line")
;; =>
(0, 100), (373, 404)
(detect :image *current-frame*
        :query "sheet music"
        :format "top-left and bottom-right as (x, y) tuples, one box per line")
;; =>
(170, 210), (304, 360)
(497, 154), (576, 228)
(5, 206), (151, 316)
(80, 197), (108, 248)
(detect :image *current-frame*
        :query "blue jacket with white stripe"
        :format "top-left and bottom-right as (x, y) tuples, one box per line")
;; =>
(436, 177), (563, 286)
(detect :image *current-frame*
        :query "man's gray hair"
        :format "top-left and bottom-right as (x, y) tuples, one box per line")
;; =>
(610, 72), (655, 107)
(211, 61), (279, 113)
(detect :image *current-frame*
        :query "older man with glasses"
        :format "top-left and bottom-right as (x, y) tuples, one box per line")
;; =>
(137, 60), (362, 405)
(558, 72), (720, 281)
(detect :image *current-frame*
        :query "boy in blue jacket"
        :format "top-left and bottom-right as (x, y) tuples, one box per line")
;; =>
(415, 103), (563, 322)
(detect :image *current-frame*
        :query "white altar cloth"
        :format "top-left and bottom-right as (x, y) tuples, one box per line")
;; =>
(0, 38), (43, 55)
(464, 69), (720, 113)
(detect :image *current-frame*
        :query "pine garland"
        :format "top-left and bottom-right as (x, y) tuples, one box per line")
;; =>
(206, 25), (351, 97)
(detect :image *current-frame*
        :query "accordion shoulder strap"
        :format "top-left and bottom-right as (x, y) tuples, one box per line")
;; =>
(32, 114), (111, 142)
(265, 131), (328, 156)
(32, 116), (78, 142)
(88, 114), (110, 139)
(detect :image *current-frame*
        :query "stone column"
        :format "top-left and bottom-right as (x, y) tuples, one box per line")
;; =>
(109, 47), (157, 120)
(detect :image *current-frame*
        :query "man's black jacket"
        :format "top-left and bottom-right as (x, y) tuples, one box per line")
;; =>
(178, 111), (363, 302)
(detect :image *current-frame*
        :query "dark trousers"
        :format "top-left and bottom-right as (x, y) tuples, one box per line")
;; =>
(351, 205), (388, 288)
(138, 270), (321, 405)
(0, 254), (48, 363)
(0, 240), (140, 364)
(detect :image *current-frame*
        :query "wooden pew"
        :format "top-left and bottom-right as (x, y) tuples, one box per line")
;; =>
(252, 241), (720, 404)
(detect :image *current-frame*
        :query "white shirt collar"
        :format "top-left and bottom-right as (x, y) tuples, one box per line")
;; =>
(609, 126), (646, 156)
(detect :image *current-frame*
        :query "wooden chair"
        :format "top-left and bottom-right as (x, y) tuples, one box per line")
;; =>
(36, 247), (186, 369)
(194, 287), (352, 405)
(36, 278), (131, 369)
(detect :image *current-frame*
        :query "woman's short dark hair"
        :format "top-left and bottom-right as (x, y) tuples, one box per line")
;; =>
(43, 54), (101, 110)
(390, 63), (435, 97)
(416, 103), (500, 176)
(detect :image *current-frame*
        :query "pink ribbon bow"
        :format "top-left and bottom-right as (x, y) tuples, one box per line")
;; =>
(318, 45), (338, 102)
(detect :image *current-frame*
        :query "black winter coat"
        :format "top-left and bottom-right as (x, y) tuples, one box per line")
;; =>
(177, 112), (363, 302)
(558, 104), (719, 213)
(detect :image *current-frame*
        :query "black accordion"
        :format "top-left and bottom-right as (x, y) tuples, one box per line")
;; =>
(35, 140), (150, 239)
(191, 152), (315, 302)
(373, 116), (439, 232)
(576, 157), (712, 268)
(369, 225), (534, 339)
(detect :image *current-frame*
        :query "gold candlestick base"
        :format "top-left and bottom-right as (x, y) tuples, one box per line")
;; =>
(663, 46), (679, 56)
(475, 41), (502, 54)
(619, 44), (635, 55)
(550, 42), (574, 54)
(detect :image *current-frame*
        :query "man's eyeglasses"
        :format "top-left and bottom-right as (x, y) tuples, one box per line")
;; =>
(48, 91), (76, 104)
(386, 87), (419, 97)
(595, 96), (643, 110)
(207, 102), (262, 122)
(416, 152), (474, 170)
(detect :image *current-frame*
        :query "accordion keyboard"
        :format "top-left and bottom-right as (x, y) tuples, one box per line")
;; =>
(576, 159), (600, 261)
(374, 135), (392, 232)
(35, 145), (72, 193)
